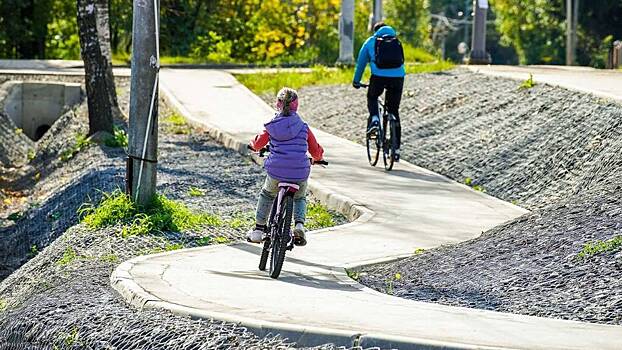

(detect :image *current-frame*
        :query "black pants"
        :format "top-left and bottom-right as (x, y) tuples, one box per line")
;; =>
(367, 75), (404, 149)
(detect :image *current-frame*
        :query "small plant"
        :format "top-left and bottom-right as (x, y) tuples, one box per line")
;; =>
(99, 254), (119, 263)
(33, 172), (41, 181)
(15, 128), (23, 135)
(164, 113), (191, 135)
(464, 177), (485, 192)
(7, 212), (23, 221)
(346, 269), (360, 281)
(104, 125), (129, 148)
(196, 236), (212, 246)
(187, 186), (205, 197)
(0, 298), (6, 311)
(519, 73), (536, 89)
(64, 327), (79, 346)
(414, 248), (425, 255)
(215, 236), (229, 244)
(385, 272), (402, 295)
(57, 247), (78, 265)
(165, 243), (184, 251)
(27, 150), (36, 161)
(28, 244), (39, 258)
(578, 235), (622, 260)
(60, 133), (92, 161)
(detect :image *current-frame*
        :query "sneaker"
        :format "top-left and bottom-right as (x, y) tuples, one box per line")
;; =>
(293, 223), (307, 246)
(367, 115), (380, 134)
(246, 228), (264, 243)
(394, 148), (400, 162)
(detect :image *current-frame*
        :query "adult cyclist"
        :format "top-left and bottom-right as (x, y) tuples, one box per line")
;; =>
(352, 21), (405, 161)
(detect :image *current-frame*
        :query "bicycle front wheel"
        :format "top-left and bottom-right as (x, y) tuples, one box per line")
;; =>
(383, 115), (398, 171)
(269, 195), (293, 279)
(366, 126), (381, 167)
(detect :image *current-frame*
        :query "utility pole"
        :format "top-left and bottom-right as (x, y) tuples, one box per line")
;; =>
(372, 0), (383, 27)
(468, 0), (490, 64)
(566, 0), (579, 65)
(128, 0), (160, 206)
(338, 0), (354, 64)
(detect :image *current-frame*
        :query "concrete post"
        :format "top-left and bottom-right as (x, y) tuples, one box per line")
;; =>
(338, 0), (355, 64)
(566, 0), (574, 65)
(468, 0), (490, 64)
(128, 0), (159, 206)
(372, 0), (383, 28)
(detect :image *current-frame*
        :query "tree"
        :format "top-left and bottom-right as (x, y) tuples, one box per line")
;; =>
(77, 0), (118, 135)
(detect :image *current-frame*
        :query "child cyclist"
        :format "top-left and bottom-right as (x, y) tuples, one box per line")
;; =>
(247, 87), (325, 246)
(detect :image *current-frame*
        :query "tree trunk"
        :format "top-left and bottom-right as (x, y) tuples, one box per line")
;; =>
(95, 0), (120, 114)
(77, 0), (115, 135)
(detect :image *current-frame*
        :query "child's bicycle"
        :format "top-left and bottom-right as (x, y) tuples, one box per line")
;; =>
(360, 83), (399, 171)
(250, 146), (328, 279)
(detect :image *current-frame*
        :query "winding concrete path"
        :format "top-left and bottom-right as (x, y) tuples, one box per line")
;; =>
(111, 69), (622, 349)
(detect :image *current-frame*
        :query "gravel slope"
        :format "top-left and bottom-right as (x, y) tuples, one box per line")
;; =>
(0, 77), (347, 349)
(293, 69), (622, 325)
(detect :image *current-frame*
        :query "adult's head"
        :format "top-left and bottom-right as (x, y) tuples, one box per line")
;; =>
(373, 21), (387, 33)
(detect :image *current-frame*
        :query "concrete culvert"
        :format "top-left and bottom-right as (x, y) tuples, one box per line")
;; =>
(0, 81), (81, 141)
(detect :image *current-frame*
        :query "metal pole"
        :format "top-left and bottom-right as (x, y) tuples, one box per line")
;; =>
(128, 0), (159, 206)
(573, 0), (579, 63)
(338, 0), (354, 64)
(566, 0), (573, 65)
(468, 0), (490, 64)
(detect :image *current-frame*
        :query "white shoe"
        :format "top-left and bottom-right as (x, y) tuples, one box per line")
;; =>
(293, 223), (307, 246)
(246, 229), (264, 243)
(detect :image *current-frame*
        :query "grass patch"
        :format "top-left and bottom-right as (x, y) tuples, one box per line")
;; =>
(79, 190), (222, 237)
(104, 125), (129, 148)
(236, 61), (454, 96)
(0, 298), (6, 311)
(578, 235), (622, 259)
(464, 177), (486, 193)
(306, 202), (335, 230)
(57, 247), (78, 265)
(163, 113), (192, 135)
(187, 186), (205, 197)
(59, 133), (92, 162)
(346, 269), (360, 281)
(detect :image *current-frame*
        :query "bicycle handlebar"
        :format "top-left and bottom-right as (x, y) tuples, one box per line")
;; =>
(248, 144), (328, 166)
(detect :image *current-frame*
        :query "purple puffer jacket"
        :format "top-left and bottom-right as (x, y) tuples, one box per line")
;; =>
(264, 113), (310, 182)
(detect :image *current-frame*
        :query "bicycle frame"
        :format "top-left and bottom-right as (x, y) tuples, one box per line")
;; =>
(268, 183), (299, 247)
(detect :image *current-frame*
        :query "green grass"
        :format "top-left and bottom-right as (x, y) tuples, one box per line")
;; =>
(59, 133), (92, 161)
(57, 247), (78, 265)
(79, 190), (223, 237)
(464, 177), (486, 193)
(578, 235), (622, 259)
(0, 298), (6, 311)
(187, 186), (205, 197)
(104, 125), (129, 148)
(163, 113), (191, 135)
(236, 61), (454, 96)
(305, 202), (336, 230)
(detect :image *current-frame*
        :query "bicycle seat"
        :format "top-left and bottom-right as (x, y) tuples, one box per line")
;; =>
(278, 182), (300, 193)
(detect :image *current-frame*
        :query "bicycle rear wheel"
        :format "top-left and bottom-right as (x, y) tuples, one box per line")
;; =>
(269, 195), (293, 279)
(383, 115), (397, 171)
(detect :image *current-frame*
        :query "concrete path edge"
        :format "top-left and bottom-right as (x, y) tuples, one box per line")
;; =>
(108, 84), (493, 349)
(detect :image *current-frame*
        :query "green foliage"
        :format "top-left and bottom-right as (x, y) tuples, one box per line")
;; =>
(104, 126), (129, 148)
(0, 298), (6, 312)
(519, 74), (536, 89)
(227, 212), (255, 230)
(59, 134), (92, 162)
(464, 177), (485, 192)
(385, 0), (432, 48)
(346, 269), (360, 281)
(7, 212), (23, 221)
(414, 248), (425, 255)
(27, 150), (36, 161)
(305, 202), (335, 230)
(99, 254), (119, 263)
(491, 0), (622, 66)
(578, 236), (622, 260)
(215, 236), (230, 244)
(79, 190), (223, 238)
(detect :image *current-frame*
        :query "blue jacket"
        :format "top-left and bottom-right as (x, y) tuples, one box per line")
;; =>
(353, 26), (406, 83)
